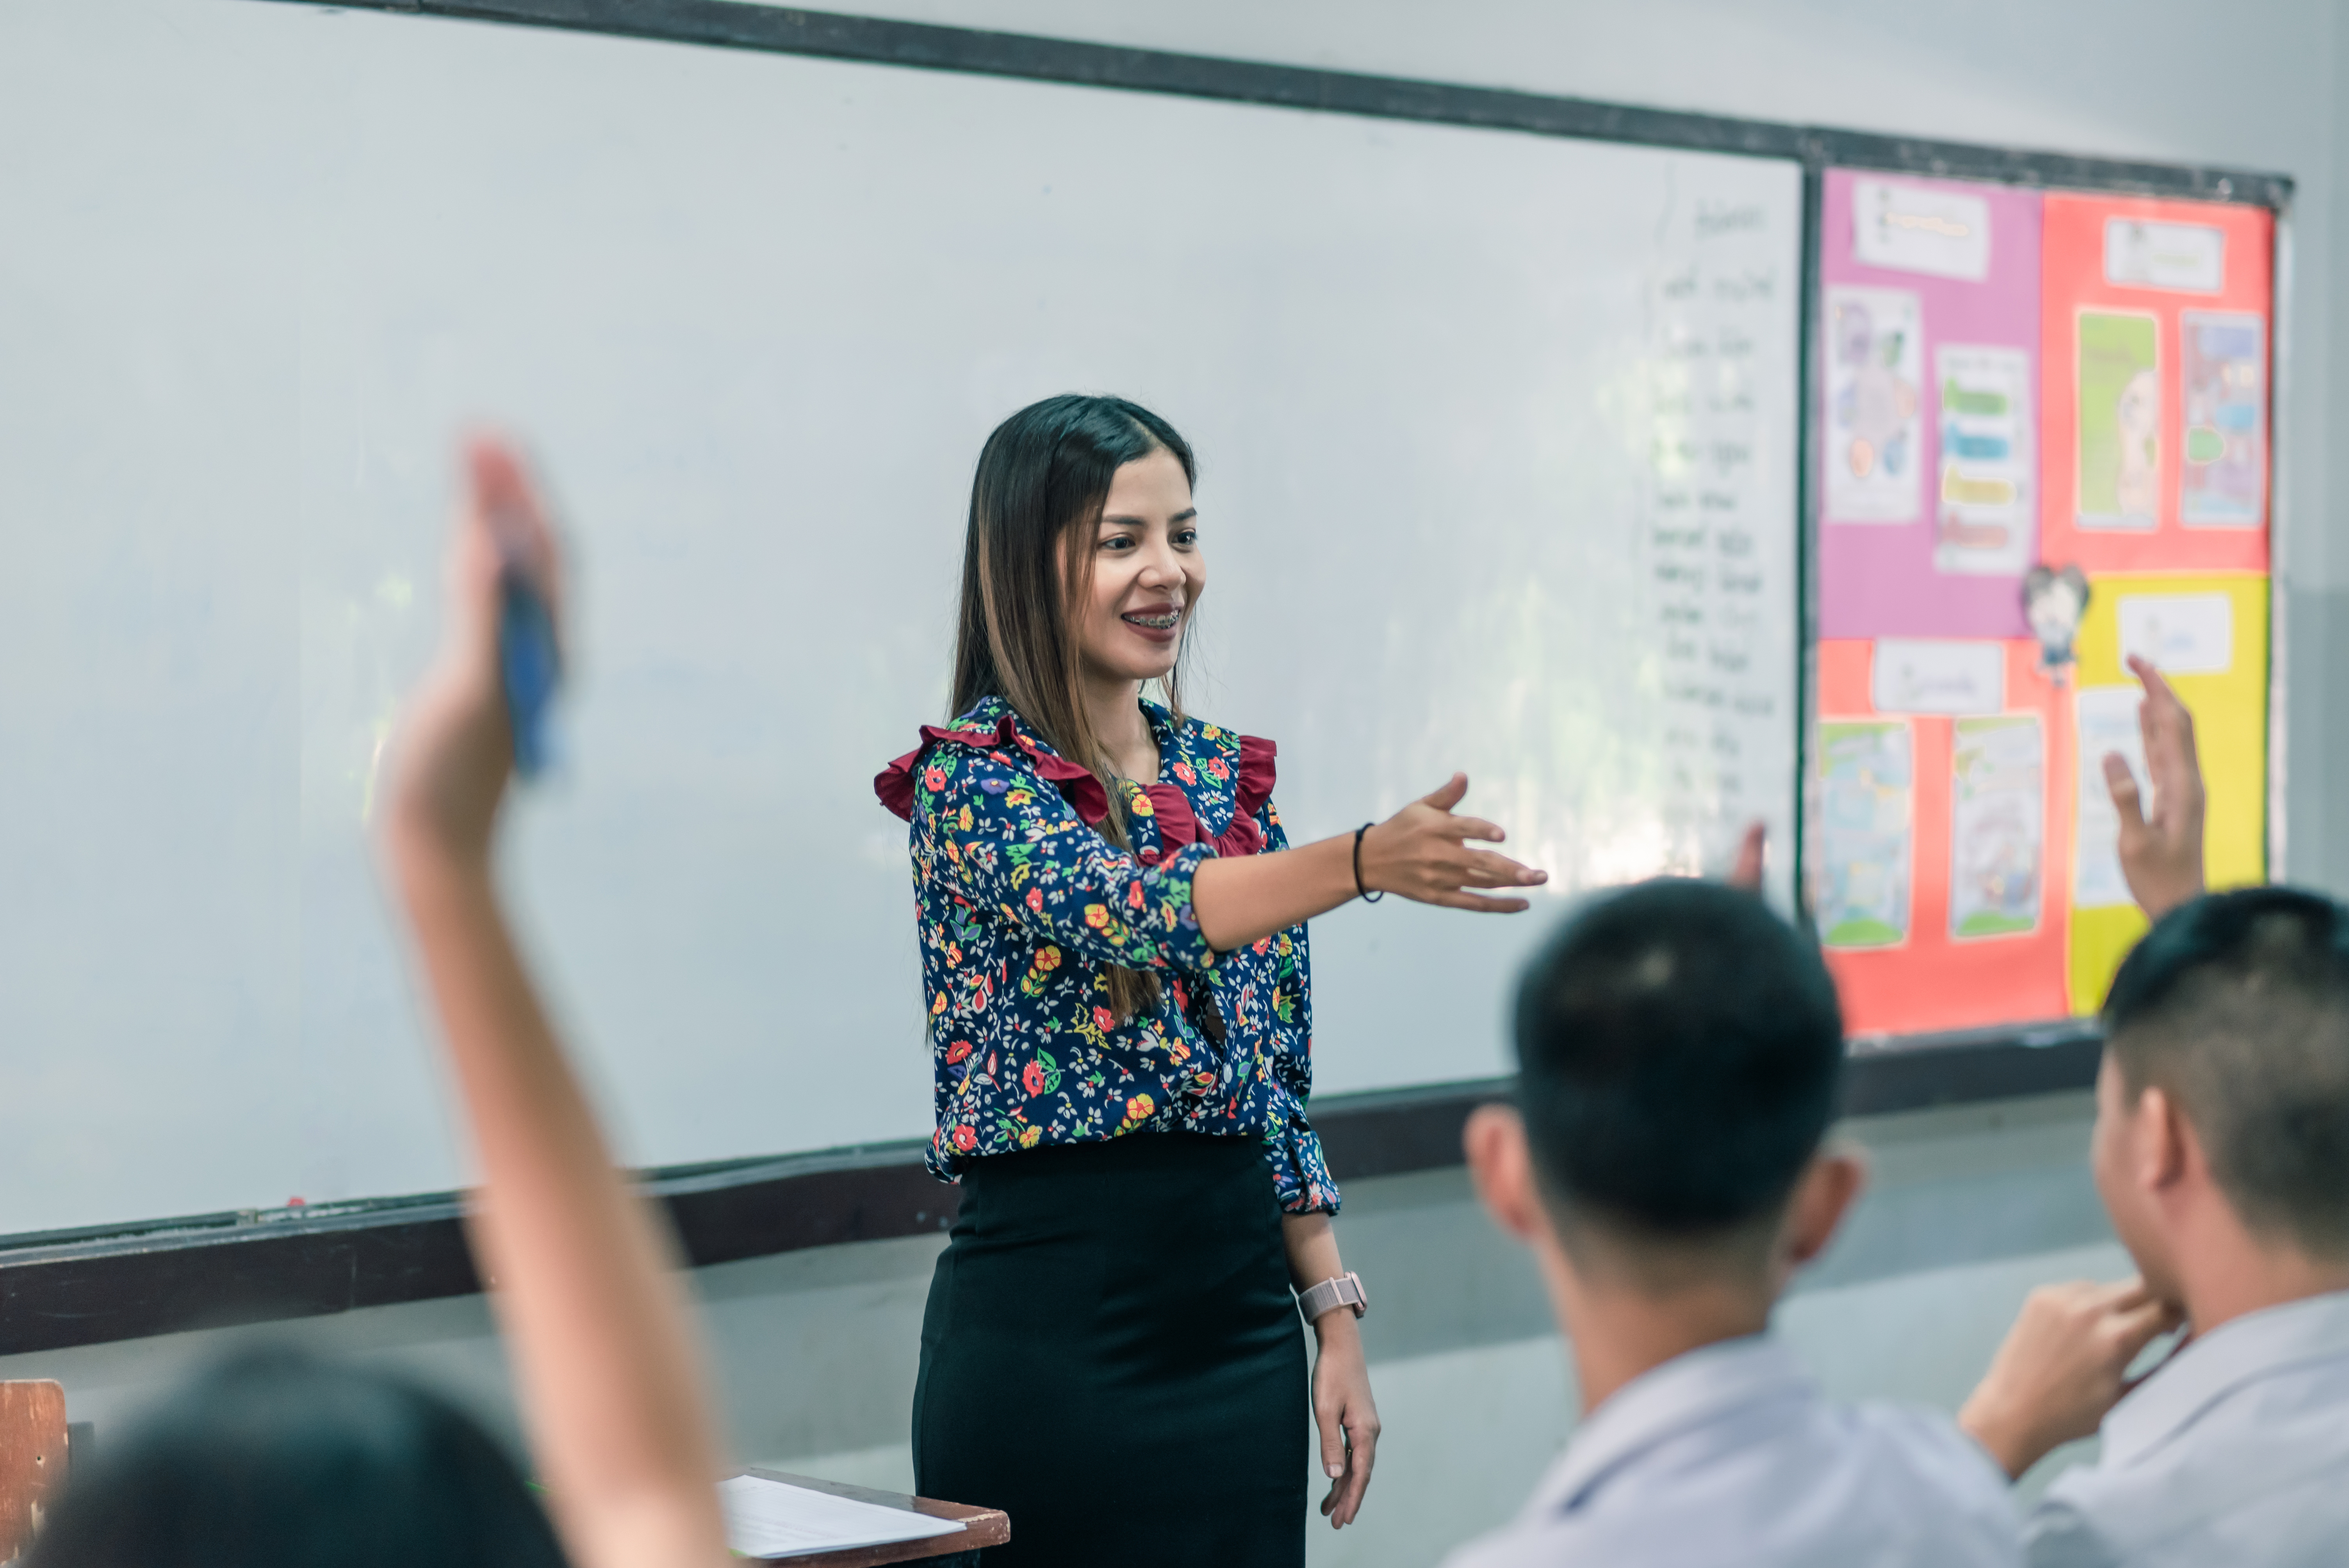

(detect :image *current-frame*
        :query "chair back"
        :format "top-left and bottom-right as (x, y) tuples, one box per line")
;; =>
(0, 1382), (67, 1564)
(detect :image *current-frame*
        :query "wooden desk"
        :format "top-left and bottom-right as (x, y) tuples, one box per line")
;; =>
(735, 1467), (1009, 1566)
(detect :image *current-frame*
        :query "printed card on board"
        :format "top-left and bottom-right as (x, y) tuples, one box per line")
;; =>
(2104, 219), (2226, 293)
(1826, 286), (1925, 523)
(2076, 311), (2160, 531)
(2116, 592), (2234, 675)
(1871, 638), (2005, 714)
(1934, 344), (2034, 575)
(2180, 311), (2266, 527)
(1818, 720), (1914, 948)
(1853, 176), (1992, 281)
(1950, 715), (2043, 939)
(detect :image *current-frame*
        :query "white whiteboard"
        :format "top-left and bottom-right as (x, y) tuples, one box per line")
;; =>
(0, 0), (1801, 1233)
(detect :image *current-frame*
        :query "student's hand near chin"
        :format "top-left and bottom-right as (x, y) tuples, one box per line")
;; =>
(1958, 1278), (2182, 1480)
(2110, 654), (2205, 922)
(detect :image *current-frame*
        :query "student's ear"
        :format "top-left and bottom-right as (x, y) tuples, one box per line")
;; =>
(1464, 1103), (1546, 1243)
(2139, 1085), (2196, 1195)
(1784, 1147), (1868, 1268)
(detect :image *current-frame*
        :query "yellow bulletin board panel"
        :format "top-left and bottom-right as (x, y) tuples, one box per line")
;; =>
(2067, 574), (2269, 1013)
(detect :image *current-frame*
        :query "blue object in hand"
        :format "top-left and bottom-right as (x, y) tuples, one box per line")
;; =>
(499, 575), (561, 779)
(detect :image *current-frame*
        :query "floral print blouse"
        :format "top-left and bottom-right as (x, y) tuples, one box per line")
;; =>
(874, 695), (1338, 1214)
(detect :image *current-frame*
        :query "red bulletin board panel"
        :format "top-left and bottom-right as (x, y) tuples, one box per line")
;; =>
(1817, 638), (2072, 1037)
(2039, 193), (2272, 576)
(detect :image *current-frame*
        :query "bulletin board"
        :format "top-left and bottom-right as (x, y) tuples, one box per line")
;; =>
(1811, 171), (2278, 1039)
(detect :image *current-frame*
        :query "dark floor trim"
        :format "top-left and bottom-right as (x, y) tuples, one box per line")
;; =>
(0, 1033), (2099, 1354)
(262, 0), (2288, 205)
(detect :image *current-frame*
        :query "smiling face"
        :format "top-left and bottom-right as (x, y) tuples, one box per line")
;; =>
(1066, 446), (1204, 689)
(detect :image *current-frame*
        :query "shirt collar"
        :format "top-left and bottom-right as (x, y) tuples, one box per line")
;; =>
(2101, 1288), (2349, 1468)
(1525, 1334), (1814, 1520)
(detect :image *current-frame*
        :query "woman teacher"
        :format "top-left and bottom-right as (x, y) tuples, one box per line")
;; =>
(874, 395), (1546, 1566)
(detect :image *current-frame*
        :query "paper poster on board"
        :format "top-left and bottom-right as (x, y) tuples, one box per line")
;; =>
(1934, 344), (2034, 575)
(2116, 592), (2235, 675)
(2105, 219), (2226, 293)
(2074, 686), (2151, 909)
(1826, 286), (1925, 522)
(2180, 311), (2265, 527)
(1818, 720), (1913, 948)
(1852, 176), (1992, 281)
(2036, 193), (2271, 576)
(2076, 310), (2160, 530)
(1950, 715), (2043, 939)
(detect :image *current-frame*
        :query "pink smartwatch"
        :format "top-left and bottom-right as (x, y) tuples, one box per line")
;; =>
(1296, 1271), (1369, 1323)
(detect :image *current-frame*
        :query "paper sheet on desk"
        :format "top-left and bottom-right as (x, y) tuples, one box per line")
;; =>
(718, 1474), (967, 1559)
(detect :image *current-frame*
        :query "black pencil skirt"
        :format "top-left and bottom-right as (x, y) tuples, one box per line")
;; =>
(912, 1132), (1308, 1568)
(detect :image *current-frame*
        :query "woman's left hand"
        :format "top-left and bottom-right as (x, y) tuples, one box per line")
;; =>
(1312, 1313), (1381, 1528)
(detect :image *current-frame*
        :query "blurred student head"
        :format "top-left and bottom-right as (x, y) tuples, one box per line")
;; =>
(1467, 877), (1857, 1299)
(30, 1348), (565, 1568)
(2095, 886), (2349, 1306)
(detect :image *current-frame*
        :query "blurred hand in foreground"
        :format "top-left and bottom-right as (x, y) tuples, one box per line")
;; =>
(2109, 654), (2205, 923)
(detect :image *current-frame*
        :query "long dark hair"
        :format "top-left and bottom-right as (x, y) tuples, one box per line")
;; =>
(28, 1348), (567, 1568)
(950, 394), (1199, 1022)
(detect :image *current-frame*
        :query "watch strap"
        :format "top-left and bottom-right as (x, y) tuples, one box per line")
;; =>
(1297, 1270), (1368, 1322)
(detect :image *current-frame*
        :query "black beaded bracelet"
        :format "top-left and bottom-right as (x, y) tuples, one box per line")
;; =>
(1353, 823), (1384, 903)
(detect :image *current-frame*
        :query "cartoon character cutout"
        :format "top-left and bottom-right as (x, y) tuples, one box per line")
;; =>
(2023, 563), (2092, 681)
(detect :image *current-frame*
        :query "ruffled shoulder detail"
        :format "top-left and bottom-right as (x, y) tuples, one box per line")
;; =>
(873, 708), (1107, 824)
(1142, 726), (1278, 858)
(876, 702), (1278, 860)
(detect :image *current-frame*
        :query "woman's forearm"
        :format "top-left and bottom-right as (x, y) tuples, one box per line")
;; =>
(1192, 836), (1359, 952)
(1192, 776), (1546, 953)
(1282, 1210), (1347, 1293)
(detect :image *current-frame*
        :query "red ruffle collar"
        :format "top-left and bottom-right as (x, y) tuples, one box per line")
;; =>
(873, 710), (1278, 859)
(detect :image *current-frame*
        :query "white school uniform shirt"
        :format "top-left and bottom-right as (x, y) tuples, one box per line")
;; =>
(1441, 1334), (2021, 1568)
(2026, 1289), (2349, 1568)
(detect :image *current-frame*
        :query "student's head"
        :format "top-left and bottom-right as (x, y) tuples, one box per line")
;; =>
(2094, 887), (2349, 1304)
(950, 393), (1202, 745)
(29, 1349), (565, 1568)
(1466, 878), (1857, 1300)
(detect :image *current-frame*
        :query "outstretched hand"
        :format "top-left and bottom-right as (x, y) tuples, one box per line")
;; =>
(2109, 654), (2205, 923)
(386, 434), (562, 868)
(1357, 775), (1547, 912)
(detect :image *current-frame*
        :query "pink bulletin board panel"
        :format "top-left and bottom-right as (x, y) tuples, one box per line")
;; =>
(2039, 193), (2272, 576)
(1818, 171), (2042, 640)
(1816, 638), (2073, 1038)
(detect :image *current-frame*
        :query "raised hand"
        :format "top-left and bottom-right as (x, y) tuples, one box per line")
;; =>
(2109, 654), (2206, 923)
(1958, 1277), (2182, 1479)
(1357, 774), (1548, 911)
(1727, 821), (1766, 893)
(385, 434), (562, 868)
(382, 436), (733, 1568)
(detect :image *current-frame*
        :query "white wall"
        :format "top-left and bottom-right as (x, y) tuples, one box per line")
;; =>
(768, 0), (2349, 891)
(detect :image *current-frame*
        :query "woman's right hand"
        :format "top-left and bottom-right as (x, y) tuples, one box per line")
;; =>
(1357, 775), (1547, 911)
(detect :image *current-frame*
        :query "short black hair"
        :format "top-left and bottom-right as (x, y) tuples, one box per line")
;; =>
(29, 1349), (567, 1568)
(2104, 886), (2349, 1258)
(1513, 878), (1845, 1243)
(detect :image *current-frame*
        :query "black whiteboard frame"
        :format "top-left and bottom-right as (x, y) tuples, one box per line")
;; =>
(0, 0), (2288, 1350)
